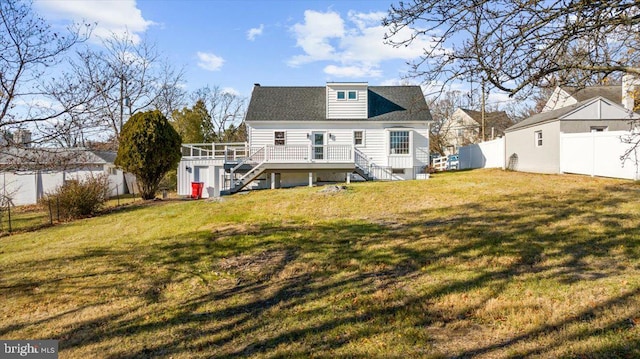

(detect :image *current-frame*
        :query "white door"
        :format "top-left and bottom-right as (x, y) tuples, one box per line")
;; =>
(194, 166), (207, 183)
(311, 132), (326, 160)
(194, 166), (208, 198)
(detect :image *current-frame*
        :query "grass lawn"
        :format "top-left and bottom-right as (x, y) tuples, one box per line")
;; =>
(1, 169), (639, 358)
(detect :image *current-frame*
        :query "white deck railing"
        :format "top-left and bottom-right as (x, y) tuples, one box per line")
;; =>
(248, 145), (354, 163)
(181, 142), (249, 160)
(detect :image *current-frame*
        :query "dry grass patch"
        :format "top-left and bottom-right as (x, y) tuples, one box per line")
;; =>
(1, 169), (640, 358)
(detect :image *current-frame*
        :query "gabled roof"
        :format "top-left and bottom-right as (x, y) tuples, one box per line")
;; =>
(0, 147), (115, 171)
(457, 108), (513, 130)
(560, 85), (621, 104)
(245, 85), (432, 122)
(506, 96), (637, 132)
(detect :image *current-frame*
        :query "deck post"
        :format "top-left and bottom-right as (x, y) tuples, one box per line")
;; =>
(271, 173), (276, 189)
(346, 173), (350, 184)
(213, 166), (220, 197)
(308, 172), (313, 187)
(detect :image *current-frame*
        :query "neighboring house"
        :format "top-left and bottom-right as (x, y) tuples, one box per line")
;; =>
(542, 75), (640, 112)
(504, 96), (640, 173)
(440, 108), (512, 155)
(0, 148), (128, 206)
(177, 82), (432, 197)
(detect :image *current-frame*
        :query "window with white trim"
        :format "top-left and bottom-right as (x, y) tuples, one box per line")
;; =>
(337, 91), (346, 100)
(274, 131), (286, 146)
(354, 130), (364, 146)
(535, 130), (543, 147)
(348, 91), (357, 100)
(389, 130), (410, 154)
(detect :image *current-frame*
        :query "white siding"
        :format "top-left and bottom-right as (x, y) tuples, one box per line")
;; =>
(177, 158), (224, 197)
(562, 98), (635, 120)
(247, 121), (430, 171)
(505, 121), (561, 173)
(326, 83), (368, 119)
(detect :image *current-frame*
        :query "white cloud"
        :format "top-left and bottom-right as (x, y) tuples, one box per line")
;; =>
(288, 10), (345, 66)
(288, 9), (439, 79)
(222, 87), (240, 96)
(197, 52), (224, 71)
(324, 65), (382, 78)
(33, 0), (155, 44)
(247, 24), (264, 41)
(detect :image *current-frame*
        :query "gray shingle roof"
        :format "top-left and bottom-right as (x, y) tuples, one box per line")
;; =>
(458, 108), (513, 134)
(560, 85), (621, 103)
(505, 96), (632, 132)
(245, 85), (432, 122)
(0, 147), (115, 171)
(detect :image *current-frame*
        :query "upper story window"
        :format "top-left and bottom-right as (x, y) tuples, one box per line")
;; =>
(535, 130), (543, 147)
(389, 130), (410, 155)
(591, 126), (608, 132)
(337, 90), (357, 101)
(274, 131), (286, 146)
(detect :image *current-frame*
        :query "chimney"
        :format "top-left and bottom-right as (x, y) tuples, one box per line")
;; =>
(622, 74), (640, 111)
(254, 83), (260, 87)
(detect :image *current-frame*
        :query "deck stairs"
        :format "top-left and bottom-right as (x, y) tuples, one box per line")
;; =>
(225, 147), (400, 194)
(227, 147), (267, 194)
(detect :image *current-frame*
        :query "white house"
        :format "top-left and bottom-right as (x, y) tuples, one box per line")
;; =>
(0, 148), (128, 206)
(439, 108), (512, 155)
(177, 82), (432, 197)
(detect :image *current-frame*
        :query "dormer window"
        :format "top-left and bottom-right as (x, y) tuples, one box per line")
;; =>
(336, 90), (357, 101)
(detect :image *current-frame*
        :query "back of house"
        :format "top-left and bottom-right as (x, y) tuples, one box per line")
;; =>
(178, 82), (432, 197)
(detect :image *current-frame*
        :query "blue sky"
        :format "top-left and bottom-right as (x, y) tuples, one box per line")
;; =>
(33, 0), (438, 99)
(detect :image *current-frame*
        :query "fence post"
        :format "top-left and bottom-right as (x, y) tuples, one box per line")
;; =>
(48, 199), (53, 225)
(7, 204), (11, 233)
(116, 184), (120, 207)
(56, 197), (60, 222)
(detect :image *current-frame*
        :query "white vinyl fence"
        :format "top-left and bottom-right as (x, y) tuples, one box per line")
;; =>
(0, 169), (128, 206)
(560, 131), (640, 180)
(459, 138), (505, 170)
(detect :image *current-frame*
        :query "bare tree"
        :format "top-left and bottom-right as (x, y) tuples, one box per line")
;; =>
(428, 90), (468, 155)
(191, 86), (246, 141)
(0, 0), (90, 140)
(384, 1), (640, 97)
(48, 33), (185, 144)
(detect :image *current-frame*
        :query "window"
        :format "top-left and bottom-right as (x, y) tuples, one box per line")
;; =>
(392, 168), (405, 174)
(591, 126), (608, 132)
(274, 131), (286, 146)
(354, 131), (364, 146)
(337, 90), (356, 100)
(535, 130), (543, 147)
(389, 130), (410, 154)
